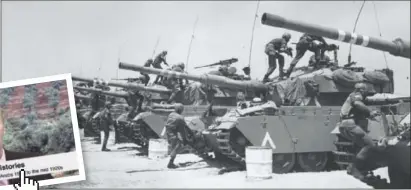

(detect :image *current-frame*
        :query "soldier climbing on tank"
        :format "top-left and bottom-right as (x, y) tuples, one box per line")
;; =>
(100, 101), (114, 152)
(165, 103), (188, 169)
(124, 89), (145, 119)
(338, 83), (381, 181)
(263, 33), (293, 82)
(166, 63), (187, 104)
(284, 33), (329, 78)
(140, 59), (153, 86)
(153, 51), (169, 84)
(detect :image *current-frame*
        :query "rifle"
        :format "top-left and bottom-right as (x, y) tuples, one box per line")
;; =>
(194, 58), (239, 69)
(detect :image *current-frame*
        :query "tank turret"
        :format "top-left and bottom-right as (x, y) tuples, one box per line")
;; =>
(261, 13), (410, 59)
(118, 62), (269, 92)
(72, 76), (171, 94)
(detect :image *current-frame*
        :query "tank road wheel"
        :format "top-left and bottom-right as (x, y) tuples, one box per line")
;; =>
(272, 153), (296, 173)
(297, 152), (329, 172)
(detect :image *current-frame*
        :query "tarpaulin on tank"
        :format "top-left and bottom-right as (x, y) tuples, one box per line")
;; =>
(275, 78), (307, 105)
(332, 69), (364, 87)
(363, 70), (390, 85)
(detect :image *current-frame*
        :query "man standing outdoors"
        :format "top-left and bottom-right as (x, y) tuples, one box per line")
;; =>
(100, 101), (114, 152)
(165, 104), (187, 169)
(263, 33), (293, 82)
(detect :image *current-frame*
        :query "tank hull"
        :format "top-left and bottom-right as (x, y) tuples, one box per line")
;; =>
(201, 103), (409, 173)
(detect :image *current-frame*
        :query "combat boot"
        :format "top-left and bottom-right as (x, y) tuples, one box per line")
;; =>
(167, 156), (178, 169)
(347, 164), (367, 181)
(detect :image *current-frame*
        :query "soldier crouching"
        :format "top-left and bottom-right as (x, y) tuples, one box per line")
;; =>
(338, 83), (381, 181)
(165, 103), (187, 169)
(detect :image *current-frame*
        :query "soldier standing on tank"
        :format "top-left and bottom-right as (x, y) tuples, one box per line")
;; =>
(263, 33), (293, 82)
(338, 83), (381, 181)
(284, 33), (329, 78)
(100, 101), (114, 152)
(165, 103), (187, 169)
(140, 59), (153, 86)
(153, 51), (169, 84)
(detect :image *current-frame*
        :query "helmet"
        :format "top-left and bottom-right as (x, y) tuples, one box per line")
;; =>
(218, 65), (229, 73)
(282, 33), (291, 41)
(228, 67), (237, 75)
(174, 103), (184, 114)
(177, 62), (185, 70)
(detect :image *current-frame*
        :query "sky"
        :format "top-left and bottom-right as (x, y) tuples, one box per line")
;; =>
(2, 1), (410, 96)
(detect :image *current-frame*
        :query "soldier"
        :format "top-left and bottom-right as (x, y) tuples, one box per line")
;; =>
(285, 33), (329, 78)
(166, 63), (187, 104)
(140, 59), (153, 86)
(208, 65), (230, 77)
(165, 103), (187, 169)
(124, 89), (144, 119)
(263, 33), (293, 82)
(100, 101), (114, 152)
(153, 51), (169, 84)
(338, 83), (380, 181)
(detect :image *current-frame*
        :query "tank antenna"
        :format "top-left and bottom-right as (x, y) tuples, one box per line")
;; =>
(372, 1), (390, 69)
(151, 36), (161, 60)
(185, 16), (199, 72)
(247, 0), (261, 77)
(348, 0), (366, 65)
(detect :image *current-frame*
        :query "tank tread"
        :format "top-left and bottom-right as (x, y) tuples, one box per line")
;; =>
(215, 130), (245, 165)
(333, 135), (391, 189)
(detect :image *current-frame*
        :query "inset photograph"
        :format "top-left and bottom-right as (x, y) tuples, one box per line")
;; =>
(0, 74), (86, 188)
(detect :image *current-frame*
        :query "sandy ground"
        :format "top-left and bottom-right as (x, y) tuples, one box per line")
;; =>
(53, 129), (390, 189)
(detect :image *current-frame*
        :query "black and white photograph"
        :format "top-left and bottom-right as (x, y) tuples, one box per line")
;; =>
(2, 1), (410, 189)
(0, 74), (86, 189)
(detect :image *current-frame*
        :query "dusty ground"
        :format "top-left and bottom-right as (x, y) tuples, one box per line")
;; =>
(53, 129), (389, 188)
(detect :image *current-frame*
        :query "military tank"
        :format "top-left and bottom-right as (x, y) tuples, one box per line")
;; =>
(72, 76), (172, 146)
(261, 12), (410, 187)
(119, 47), (409, 174)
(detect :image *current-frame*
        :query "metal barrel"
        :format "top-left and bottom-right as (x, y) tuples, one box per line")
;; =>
(74, 86), (128, 98)
(74, 94), (91, 100)
(261, 13), (410, 59)
(118, 62), (268, 91)
(72, 76), (171, 93)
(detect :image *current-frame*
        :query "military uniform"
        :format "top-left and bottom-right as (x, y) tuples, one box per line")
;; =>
(263, 33), (292, 82)
(153, 51), (169, 84)
(166, 65), (186, 104)
(285, 33), (328, 77)
(338, 83), (380, 180)
(140, 59), (153, 86)
(165, 104), (187, 168)
(100, 102), (113, 151)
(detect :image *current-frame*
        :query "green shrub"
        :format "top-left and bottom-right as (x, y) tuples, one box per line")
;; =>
(4, 110), (76, 155)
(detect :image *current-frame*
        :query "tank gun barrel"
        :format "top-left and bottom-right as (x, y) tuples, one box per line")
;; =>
(72, 76), (170, 94)
(261, 13), (410, 59)
(74, 86), (128, 98)
(118, 62), (268, 91)
(74, 94), (91, 100)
